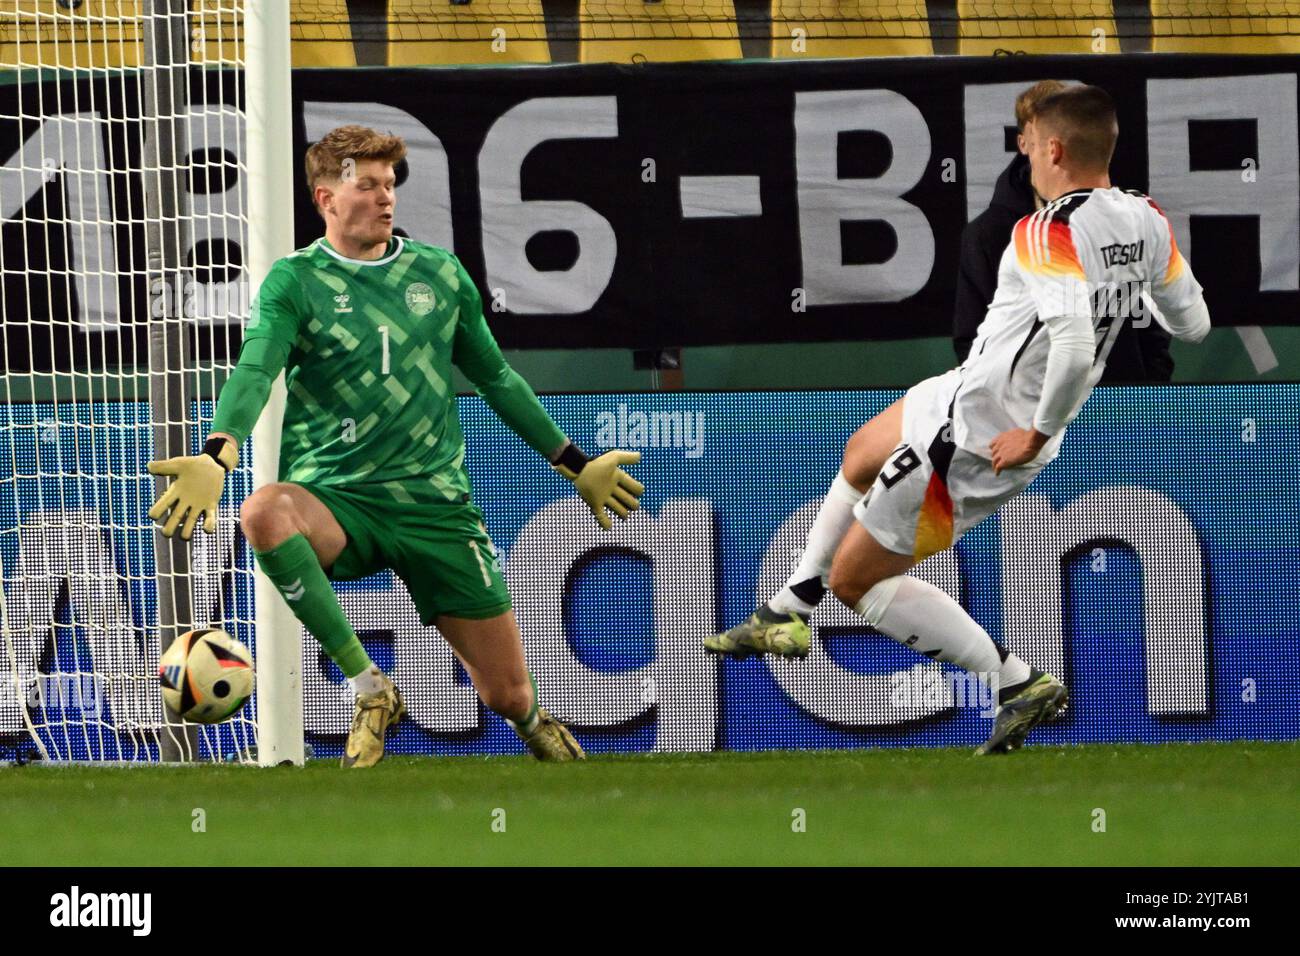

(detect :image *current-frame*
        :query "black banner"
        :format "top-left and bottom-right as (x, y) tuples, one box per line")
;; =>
(2, 54), (1298, 368)
(2, 866), (1281, 933)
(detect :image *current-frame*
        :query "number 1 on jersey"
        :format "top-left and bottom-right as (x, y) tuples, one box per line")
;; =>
(378, 325), (390, 375)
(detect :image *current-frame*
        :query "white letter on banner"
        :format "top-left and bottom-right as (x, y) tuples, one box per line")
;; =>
(187, 504), (241, 625)
(963, 79), (1075, 221)
(300, 579), (477, 735)
(761, 498), (961, 725)
(479, 97), (618, 314)
(794, 90), (934, 305)
(0, 114), (118, 328)
(0, 510), (155, 733)
(184, 105), (247, 322)
(303, 102), (454, 249)
(1000, 487), (1208, 716)
(507, 497), (717, 751)
(1147, 75), (1299, 291)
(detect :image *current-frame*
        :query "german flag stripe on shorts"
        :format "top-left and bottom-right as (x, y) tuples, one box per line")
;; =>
(914, 420), (957, 562)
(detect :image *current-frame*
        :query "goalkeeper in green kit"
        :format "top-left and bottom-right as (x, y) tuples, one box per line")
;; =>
(147, 126), (644, 767)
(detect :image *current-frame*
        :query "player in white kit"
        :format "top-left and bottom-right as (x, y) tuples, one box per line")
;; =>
(706, 85), (1212, 753)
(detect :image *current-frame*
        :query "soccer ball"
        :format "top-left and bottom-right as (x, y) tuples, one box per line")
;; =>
(158, 629), (255, 723)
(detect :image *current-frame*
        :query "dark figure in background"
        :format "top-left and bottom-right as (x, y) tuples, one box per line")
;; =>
(953, 83), (1174, 383)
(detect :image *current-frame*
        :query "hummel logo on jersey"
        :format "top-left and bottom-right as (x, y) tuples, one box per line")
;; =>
(333, 293), (352, 313)
(281, 578), (305, 601)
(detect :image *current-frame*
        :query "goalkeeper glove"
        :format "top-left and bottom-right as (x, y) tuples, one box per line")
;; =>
(146, 437), (238, 540)
(552, 443), (644, 531)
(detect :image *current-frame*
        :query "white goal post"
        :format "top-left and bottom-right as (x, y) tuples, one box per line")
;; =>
(245, 1), (301, 767)
(0, 1), (299, 764)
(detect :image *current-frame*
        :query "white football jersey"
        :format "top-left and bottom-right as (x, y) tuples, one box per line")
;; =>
(954, 185), (1206, 462)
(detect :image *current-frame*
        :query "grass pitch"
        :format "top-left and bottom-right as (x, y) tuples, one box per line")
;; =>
(2, 742), (1296, 866)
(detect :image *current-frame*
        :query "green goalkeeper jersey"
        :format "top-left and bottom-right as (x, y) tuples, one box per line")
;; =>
(210, 236), (567, 504)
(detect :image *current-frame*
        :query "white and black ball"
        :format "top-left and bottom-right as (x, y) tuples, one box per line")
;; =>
(158, 629), (254, 724)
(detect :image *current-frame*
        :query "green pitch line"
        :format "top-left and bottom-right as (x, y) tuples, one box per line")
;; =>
(2, 742), (1296, 866)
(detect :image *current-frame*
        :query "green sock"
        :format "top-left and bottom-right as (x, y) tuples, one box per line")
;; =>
(254, 533), (373, 679)
(506, 672), (540, 736)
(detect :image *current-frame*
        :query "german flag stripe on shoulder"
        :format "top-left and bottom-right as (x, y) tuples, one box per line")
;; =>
(1014, 202), (1086, 280)
(1142, 195), (1184, 284)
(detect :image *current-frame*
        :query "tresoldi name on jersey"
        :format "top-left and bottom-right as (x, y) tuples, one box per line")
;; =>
(595, 403), (705, 459)
(148, 276), (251, 322)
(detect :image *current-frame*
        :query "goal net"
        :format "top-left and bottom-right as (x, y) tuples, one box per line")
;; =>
(0, 1), (267, 763)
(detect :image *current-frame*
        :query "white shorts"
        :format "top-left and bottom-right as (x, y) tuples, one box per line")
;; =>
(853, 370), (1041, 560)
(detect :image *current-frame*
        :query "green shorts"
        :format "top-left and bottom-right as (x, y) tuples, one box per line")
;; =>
(291, 482), (511, 625)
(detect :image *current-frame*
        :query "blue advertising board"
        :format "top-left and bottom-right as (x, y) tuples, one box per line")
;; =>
(2, 385), (1297, 760)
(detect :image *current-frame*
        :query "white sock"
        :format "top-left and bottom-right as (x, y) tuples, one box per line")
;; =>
(769, 470), (865, 617)
(854, 575), (1027, 688)
(508, 706), (540, 737)
(998, 654), (1032, 694)
(349, 665), (387, 696)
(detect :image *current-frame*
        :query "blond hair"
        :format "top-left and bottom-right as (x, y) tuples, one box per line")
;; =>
(304, 125), (406, 208)
(1014, 80), (1068, 132)
(1034, 85), (1119, 172)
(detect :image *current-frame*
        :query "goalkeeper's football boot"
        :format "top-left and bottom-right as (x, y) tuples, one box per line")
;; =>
(342, 678), (406, 768)
(975, 670), (1068, 755)
(515, 707), (586, 762)
(703, 605), (811, 659)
